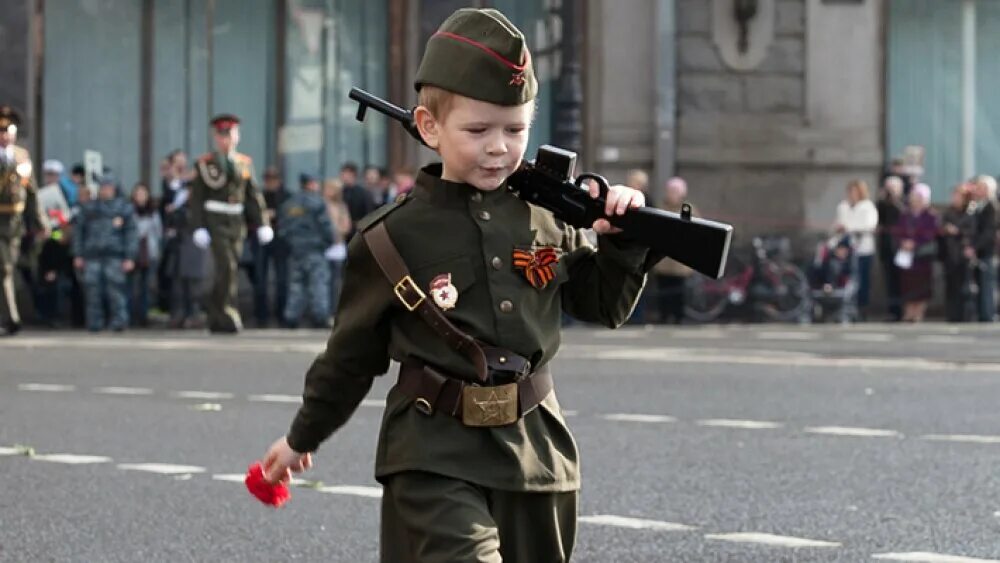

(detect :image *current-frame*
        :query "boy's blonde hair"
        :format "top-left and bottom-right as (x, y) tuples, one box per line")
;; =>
(418, 86), (458, 121)
(417, 85), (537, 124)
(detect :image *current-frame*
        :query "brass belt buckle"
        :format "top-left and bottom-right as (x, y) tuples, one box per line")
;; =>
(462, 383), (518, 427)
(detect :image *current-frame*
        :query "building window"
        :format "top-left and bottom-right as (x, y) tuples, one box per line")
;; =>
(282, 0), (388, 189)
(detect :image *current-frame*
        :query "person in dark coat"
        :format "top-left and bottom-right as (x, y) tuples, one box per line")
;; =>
(939, 182), (975, 322)
(876, 176), (905, 321)
(969, 175), (998, 322)
(895, 183), (939, 323)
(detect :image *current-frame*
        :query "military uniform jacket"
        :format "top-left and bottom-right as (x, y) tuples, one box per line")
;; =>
(287, 165), (651, 492)
(189, 152), (268, 240)
(0, 146), (44, 240)
(71, 198), (139, 260)
(278, 190), (334, 258)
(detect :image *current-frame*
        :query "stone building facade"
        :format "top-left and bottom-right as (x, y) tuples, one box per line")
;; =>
(586, 0), (884, 252)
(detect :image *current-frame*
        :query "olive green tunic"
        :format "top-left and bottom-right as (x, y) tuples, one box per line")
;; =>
(189, 152), (268, 331)
(0, 146), (43, 326)
(287, 164), (650, 492)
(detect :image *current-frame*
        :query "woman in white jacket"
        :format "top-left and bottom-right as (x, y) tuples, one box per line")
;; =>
(833, 179), (879, 318)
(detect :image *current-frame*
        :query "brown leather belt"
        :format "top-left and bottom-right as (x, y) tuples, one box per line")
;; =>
(397, 362), (553, 427)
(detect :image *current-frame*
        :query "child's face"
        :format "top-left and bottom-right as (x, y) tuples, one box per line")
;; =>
(99, 185), (115, 200)
(421, 95), (533, 191)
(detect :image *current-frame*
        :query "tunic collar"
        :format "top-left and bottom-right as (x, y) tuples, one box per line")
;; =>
(413, 164), (508, 208)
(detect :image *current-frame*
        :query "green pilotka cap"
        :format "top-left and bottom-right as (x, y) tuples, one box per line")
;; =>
(415, 8), (537, 106)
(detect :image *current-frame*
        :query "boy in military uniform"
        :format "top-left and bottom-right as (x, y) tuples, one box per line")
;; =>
(261, 8), (651, 562)
(189, 114), (272, 333)
(280, 173), (334, 329)
(72, 174), (137, 332)
(0, 106), (45, 336)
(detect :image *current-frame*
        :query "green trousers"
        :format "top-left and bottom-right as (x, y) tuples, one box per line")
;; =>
(380, 471), (577, 563)
(0, 237), (20, 326)
(207, 236), (243, 332)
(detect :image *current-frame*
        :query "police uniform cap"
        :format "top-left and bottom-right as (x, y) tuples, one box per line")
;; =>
(415, 8), (537, 106)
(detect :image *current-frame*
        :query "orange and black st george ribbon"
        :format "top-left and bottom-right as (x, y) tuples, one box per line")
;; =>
(512, 247), (559, 289)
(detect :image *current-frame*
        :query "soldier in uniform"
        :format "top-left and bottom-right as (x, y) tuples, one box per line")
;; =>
(260, 8), (652, 562)
(189, 114), (272, 334)
(72, 174), (137, 332)
(280, 173), (334, 329)
(0, 106), (45, 336)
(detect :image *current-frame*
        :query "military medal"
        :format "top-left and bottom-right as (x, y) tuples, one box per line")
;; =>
(197, 157), (227, 189)
(512, 247), (559, 289)
(429, 273), (458, 310)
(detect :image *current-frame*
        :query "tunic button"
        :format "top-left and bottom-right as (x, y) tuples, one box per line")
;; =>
(491, 256), (503, 270)
(478, 210), (491, 221)
(470, 192), (483, 203)
(499, 300), (514, 313)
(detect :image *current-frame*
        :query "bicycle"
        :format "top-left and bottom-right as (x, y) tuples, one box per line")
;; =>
(684, 236), (810, 323)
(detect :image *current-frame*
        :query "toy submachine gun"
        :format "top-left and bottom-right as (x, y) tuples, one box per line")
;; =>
(349, 87), (733, 279)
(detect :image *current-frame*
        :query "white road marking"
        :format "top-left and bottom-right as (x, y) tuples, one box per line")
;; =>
(247, 394), (301, 404)
(593, 331), (647, 339)
(212, 474), (382, 499)
(562, 410), (579, 417)
(917, 335), (974, 344)
(0, 336), (325, 355)
(117, 463), (206, 475)
(921, 434), (1000, 444)
(756, 331), (820, 341)
(842, 333), (895, 342)
(667, 331), (726, 339)
(18, 383), (76, 392)
(804, 426), (901, 438)
(318, 485), (383, 498)
(32, 454), (112, 464)
(0, 446), (25, 456)
(189, 403), (223, 411)
(704, 532), (840, 548)
(579, 515), (696, 531)
(94, 386), (154, 396)
(578, 346), (1000, 373)
(696, 419), (783, 430)
(602, 413), (677, 424)
(360, 399), (386, 408)
(173, 390), (234, 400)
(872, 552), (1000, 562)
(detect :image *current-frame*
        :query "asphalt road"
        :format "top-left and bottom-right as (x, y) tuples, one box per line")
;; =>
(3, 323), (1000, 562)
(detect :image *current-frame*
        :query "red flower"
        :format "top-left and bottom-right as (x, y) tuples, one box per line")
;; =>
(245, 462), (291, 508)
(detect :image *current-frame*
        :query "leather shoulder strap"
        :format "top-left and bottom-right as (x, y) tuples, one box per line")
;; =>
(363, 222), (488, 382)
